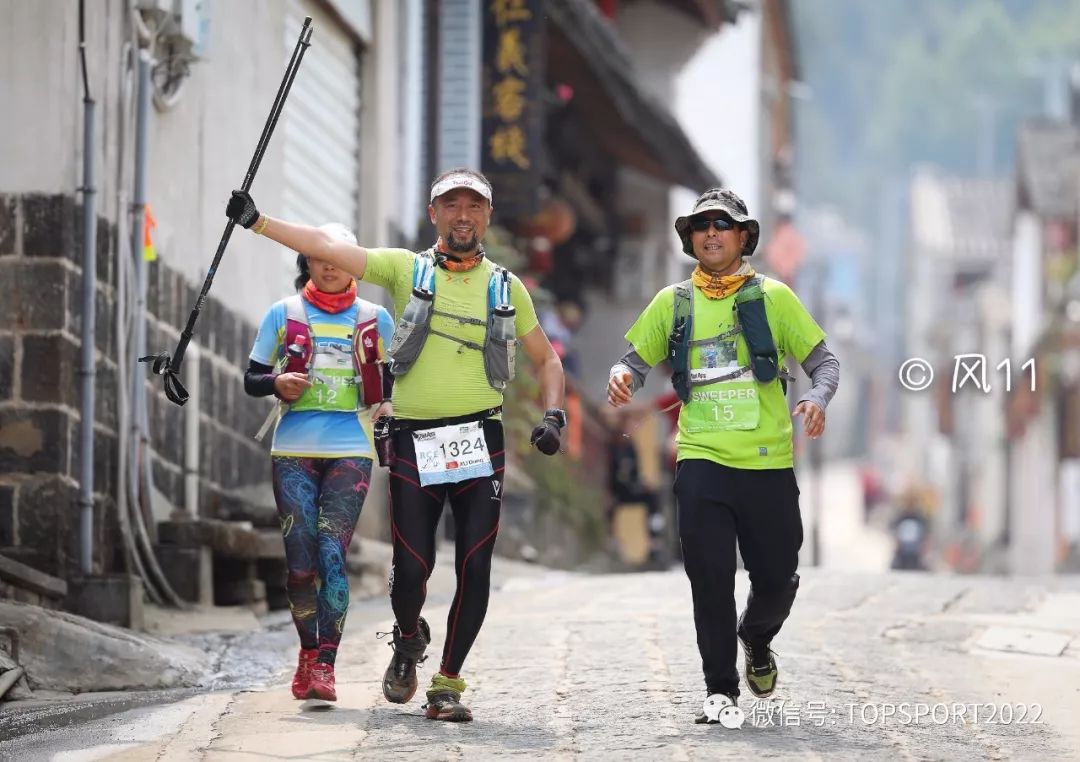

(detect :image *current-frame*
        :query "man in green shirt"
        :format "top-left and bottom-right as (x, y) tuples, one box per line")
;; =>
(607, 188), (839, 725)
(227, 169), (567, 722)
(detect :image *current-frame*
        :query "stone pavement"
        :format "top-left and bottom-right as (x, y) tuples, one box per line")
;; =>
(7, 564), (1080, 761)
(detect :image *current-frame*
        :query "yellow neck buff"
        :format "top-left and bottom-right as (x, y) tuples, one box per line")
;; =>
(691, 260), (756, 300)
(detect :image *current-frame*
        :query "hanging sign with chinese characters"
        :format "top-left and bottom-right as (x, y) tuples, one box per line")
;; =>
(481, 0), (544, 217)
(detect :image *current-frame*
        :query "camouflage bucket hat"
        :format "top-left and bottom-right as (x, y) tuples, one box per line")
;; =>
(674, 188), (760, 258)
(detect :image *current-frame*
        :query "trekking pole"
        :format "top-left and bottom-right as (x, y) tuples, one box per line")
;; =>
(141, 17), (314, 405)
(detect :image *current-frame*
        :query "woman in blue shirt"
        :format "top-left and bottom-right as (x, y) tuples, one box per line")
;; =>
(244, 223), (395, 703)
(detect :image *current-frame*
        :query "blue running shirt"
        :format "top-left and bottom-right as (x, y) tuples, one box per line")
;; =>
(250, 297), (395, 458)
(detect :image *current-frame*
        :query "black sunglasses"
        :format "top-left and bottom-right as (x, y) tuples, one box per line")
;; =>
(689, 218), (734, 233)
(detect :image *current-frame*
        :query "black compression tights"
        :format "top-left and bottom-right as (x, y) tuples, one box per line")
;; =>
(387, 419), (504, 677)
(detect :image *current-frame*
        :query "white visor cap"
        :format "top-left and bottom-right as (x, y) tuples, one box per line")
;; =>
(429, 172), (493, 205)
(318, 222), (357, 246)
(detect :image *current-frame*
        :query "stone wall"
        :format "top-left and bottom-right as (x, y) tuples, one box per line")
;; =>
(0, 192), (275, 581)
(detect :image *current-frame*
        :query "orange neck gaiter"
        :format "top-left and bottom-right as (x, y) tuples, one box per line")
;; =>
(302, 279), (357, 313)
(435, 240), (485, 272)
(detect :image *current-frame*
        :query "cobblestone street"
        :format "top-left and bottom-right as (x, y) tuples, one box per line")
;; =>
(8, 561), (1080, 761)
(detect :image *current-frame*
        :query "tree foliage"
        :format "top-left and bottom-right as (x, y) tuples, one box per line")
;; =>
(793, 0), (1080, 225)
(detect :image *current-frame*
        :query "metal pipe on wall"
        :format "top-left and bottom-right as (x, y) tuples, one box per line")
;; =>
(77, 0), (98, 576)
(132, 49), (150, 447)
(78, 97), (98, 576)
(183, 343), (200, 519)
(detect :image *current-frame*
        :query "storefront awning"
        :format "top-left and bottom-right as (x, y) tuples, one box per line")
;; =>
(546, 0), (720, 192)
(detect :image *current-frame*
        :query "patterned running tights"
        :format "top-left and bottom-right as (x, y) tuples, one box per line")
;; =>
(271, 456), (373, 665)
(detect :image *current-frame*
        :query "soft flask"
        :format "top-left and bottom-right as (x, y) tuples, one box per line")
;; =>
(373, 416), (394, 468)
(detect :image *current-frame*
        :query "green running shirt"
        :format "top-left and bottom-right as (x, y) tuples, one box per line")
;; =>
(363, 248), (539, 420)
(625, 278), (825, 469)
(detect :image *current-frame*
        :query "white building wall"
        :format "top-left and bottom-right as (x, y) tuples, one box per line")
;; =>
(156, 0), (294, 324)
(568, 4), (731, 402)
(435, 0), (481, 173)
(1012, 212), (1044, 359)
(673, 13), (762, 206)
(0, 0), (408, 327)
(1007, 210), (1056, 574)
(358, 0), (400, 251)
(1009, 405), (1058, 575)
(669, 13), (761, 284)
(973, 283), (1012, 554)
(902, 177), (942, 492)
(0, 0), (97, 197)
(617, 0), (713, 104)
(573, 168), (673, 403)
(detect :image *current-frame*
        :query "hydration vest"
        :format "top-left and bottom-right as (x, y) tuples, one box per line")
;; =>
(384, 249), (517, 391)
(254, 295), (385, 441)
(668, 275), (792, 403)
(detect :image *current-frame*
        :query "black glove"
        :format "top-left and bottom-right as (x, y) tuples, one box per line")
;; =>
(530, 416), (562, 456)
(226, 190), (260, 229)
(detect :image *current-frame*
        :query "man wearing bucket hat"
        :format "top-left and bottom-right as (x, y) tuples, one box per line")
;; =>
(227, 168), (567, 723)
(607, 188), (839, 724)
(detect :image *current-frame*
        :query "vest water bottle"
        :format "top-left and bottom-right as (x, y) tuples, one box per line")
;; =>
(485, 302), (517, 389)
(386, 285), (434, 376)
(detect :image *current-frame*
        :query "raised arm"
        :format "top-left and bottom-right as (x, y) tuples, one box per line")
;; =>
(226, 190), (370, 279)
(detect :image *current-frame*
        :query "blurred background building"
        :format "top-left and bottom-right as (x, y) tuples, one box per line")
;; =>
(793, 0), (1080, 577)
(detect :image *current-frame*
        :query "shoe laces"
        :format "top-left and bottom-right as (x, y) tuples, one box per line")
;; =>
(377, 620), (430, 680)
(745, 640), (775, 671)
(377, 629), (428, 678)
(392, 649), (428, 679)
(378, 617), (427, 638)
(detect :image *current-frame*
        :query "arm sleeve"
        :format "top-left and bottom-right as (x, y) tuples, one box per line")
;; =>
(244, 359), (277, 398)
(797, 340), (840, 411)
(610, 347), (653, 393)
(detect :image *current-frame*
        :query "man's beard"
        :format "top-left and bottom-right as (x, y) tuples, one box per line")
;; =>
(446, 230), (479, 254)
